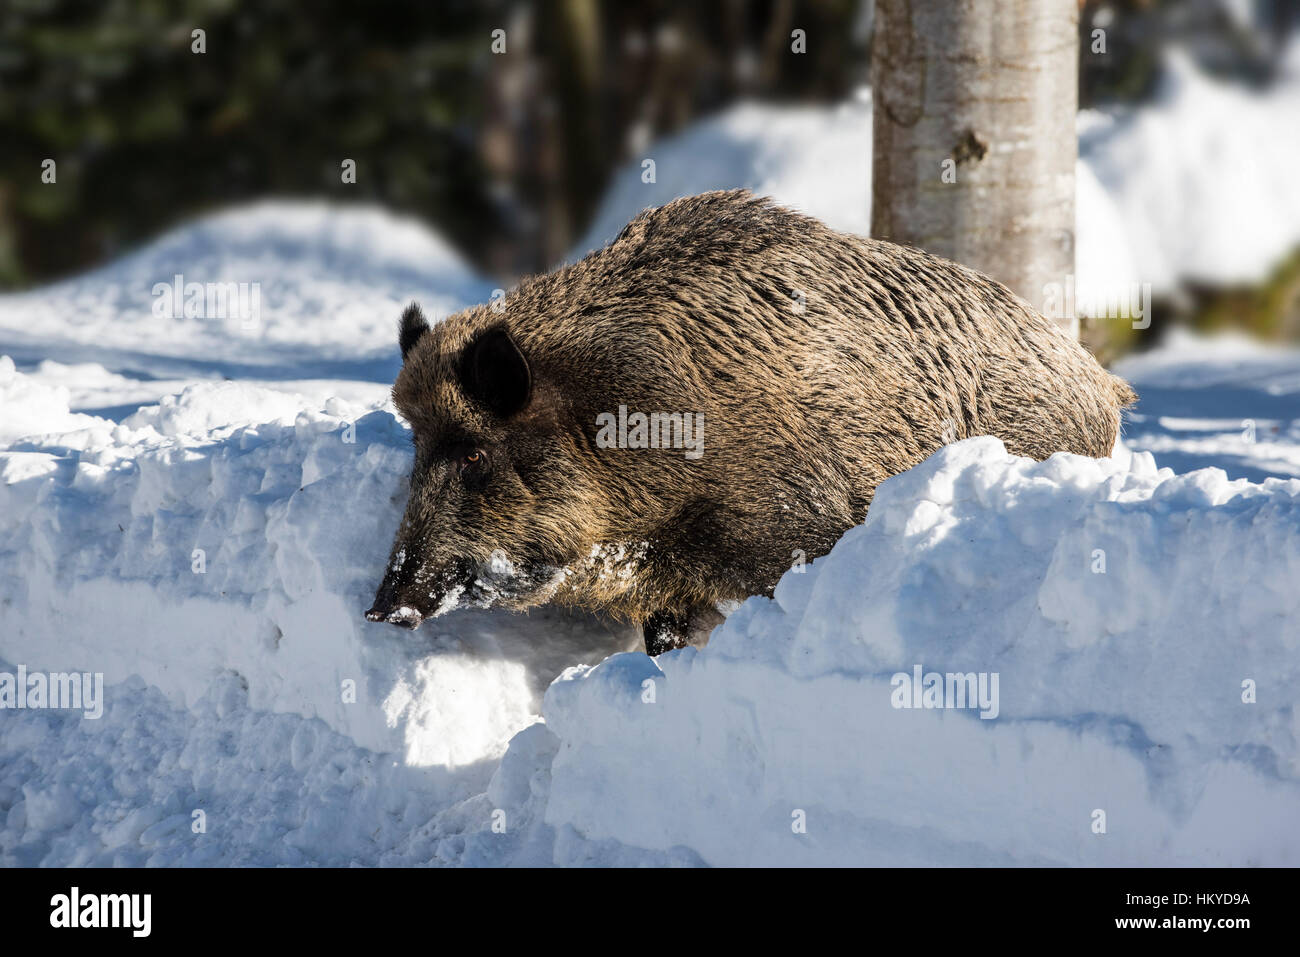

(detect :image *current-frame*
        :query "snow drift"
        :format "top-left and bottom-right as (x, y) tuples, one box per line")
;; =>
(0, 358), (629, 768)
(0, 202), (494, 384)
(4, 343), (1298, 863)
(530, 439), (1300, 865)
(0, 354), (637, 865)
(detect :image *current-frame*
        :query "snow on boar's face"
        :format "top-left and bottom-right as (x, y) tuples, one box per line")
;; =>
(365, 303), (591, 629)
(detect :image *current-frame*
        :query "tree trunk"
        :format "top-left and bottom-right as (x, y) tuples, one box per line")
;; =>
(871, 0), (1079, 336)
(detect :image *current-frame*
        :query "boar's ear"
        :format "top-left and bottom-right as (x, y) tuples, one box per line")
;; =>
(460, 326), (532, 418)
(399, 303), (430, 361)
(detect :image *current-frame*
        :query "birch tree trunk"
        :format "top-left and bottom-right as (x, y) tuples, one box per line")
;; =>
(871, 0), (1079, 336)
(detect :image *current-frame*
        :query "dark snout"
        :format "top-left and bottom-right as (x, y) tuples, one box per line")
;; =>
(364, 555), (475, 631)
(364, 568), (426, 628)
(364, 599), (423, 629)
(366, 561), (431, 629)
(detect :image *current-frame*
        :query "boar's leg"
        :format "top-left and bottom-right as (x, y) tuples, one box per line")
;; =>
(642, 609), (690, 656)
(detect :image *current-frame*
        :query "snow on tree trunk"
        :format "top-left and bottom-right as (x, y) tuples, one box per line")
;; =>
(871, 0), (1079, 337)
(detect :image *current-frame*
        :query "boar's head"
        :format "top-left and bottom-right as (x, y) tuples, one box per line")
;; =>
(365, 302), (600, 630)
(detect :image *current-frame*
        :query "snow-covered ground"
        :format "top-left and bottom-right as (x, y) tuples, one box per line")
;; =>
(1115, 330), (1300, 482)
(2, 48), (1299, 866)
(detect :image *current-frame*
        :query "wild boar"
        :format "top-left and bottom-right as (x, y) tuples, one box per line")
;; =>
(365, 189), (1136, 654)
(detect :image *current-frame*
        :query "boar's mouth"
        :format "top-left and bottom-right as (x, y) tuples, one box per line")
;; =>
(364, 553), (563, 630)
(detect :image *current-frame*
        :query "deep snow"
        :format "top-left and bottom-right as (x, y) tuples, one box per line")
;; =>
(539, 439), (1300, 865)
(4, 340), (1298, 864)
(2, 48), (1299, 866)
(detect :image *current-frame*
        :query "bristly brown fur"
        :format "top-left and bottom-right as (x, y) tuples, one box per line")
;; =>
(369, 189), (1137, 648)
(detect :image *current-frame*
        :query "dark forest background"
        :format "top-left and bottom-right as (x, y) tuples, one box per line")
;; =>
(0, 0), (1295, 291)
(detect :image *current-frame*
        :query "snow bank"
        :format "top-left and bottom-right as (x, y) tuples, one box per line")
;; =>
(0, 346), (642, 865)
(4, 344), (1299, 864)
(0, 357), (629, 771)
(576, 42), (1300, 305)
(519, 438), (1300, 865)
(0, 202), (494, 380)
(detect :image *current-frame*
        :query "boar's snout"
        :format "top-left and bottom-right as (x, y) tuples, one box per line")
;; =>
(363, 597), (423, 629)
(364, 571), (425, 629)
(364, 552), (474, 631)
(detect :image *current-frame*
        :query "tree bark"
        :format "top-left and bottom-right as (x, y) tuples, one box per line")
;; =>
(871, 0), (1079, 336)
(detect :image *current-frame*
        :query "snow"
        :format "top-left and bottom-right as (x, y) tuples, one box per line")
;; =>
(0, 281), (638, 863)
(537, 439), (1300, 865)
(3, 54), (1300, 864)
(575, 94), (874, 256)
(0, 201), (493, 388)
(1079, 47), (1300, 292)
(572, 98), (875, 260)
(1115, 329), (1300, 482)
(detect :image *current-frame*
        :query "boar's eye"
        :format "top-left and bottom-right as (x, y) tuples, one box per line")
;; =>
(458, 449), (487, 475)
